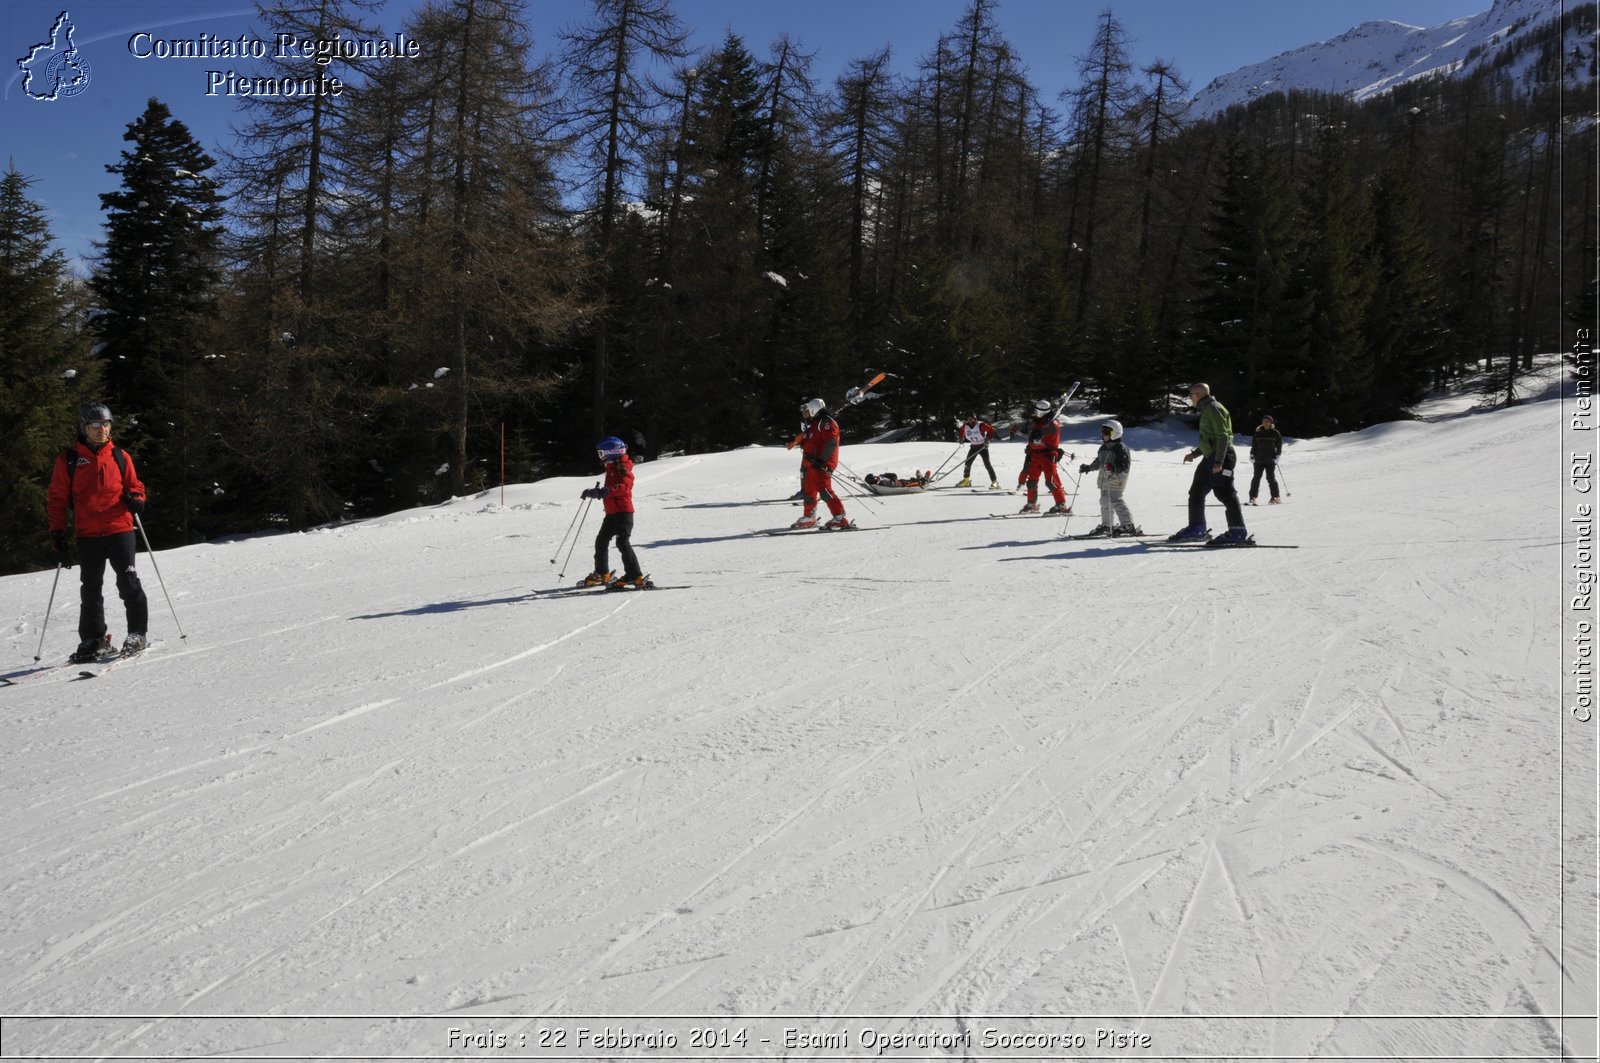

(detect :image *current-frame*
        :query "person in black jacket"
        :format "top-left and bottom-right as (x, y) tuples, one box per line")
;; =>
(1249, 414), (1283, 504)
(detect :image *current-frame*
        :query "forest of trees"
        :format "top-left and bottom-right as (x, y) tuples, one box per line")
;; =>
(2, 0), (1595, 572)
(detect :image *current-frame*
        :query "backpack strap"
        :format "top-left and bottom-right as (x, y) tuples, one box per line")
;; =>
(62, 445), (130, 509)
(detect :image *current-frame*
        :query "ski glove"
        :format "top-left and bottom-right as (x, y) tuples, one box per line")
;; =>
(123, 493), (145, 516)
(1079, 464), (1092, 474)
(51, 531), (72, 567)
(807, 456), (830, 471)
(580, 487), (606, 500)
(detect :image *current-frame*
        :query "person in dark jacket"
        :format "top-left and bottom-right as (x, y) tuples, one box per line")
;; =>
(580, 436), (645, 589)
(46, 402), (150, 662)
(1249, 414), (1283, 504)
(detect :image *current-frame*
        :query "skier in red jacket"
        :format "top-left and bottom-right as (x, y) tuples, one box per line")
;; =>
(579, 436), (645, 589)
(1018, 398), (1070, 514)
(794, 398), (850, 529)
(46, 403), (151, 662)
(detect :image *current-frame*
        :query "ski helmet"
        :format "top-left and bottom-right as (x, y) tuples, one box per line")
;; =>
(1101, 420), (1123, 441)
(801, 398), (825, 418)
(78, 402), (112, 432)
(1033, 398), (1053, 415)
(1261, 414), (1276, 425)
(597, 436), (627, 461)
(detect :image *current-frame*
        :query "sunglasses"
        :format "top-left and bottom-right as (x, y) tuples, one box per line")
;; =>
(84, 420), (111, 429)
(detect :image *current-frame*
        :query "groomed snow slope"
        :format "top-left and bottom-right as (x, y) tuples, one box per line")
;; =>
(1, 368), (1590, 1061)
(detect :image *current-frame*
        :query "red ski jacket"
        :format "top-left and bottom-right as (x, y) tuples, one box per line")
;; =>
(601, 453), (635, 515)
(1024, 416), (1062, 456)
(48, 439), (146, 537)
(800, 415), (840, 471)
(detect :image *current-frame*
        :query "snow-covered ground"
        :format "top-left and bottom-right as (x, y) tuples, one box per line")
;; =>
(2, 364), (1593, 1061)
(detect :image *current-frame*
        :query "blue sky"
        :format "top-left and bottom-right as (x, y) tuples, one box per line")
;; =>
(3, 0), (1487, 272)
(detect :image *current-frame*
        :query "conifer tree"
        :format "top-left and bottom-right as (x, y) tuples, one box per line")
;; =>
(1298, 113), (1376, 433)
(1365, 141), (1444, 422)
(90, 98), (225, 543)
(559, 0), (690, 438)
(0, 167), (88, 574)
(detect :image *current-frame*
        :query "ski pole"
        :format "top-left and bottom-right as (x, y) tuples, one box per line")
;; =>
(831, 460), (885, 507)
(33, 564), (64, 661)
(557, 496), (594, 580)
(1059, 453), (1081, 535)
(1278, 461), (1290, 498)
(550, 483), (597, 564)
(929, 441), (965, 483)
(134, 514), (187, 641)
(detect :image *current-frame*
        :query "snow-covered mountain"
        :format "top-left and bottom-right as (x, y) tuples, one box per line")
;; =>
(0, 358), (1590, 1060)
(1190, 0), (1589, 116)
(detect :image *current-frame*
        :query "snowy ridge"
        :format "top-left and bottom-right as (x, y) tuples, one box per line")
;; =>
(0, 360), (1589, 1060)
(1190, 0), (1584, 116)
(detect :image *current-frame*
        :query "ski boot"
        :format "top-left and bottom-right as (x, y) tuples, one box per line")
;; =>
(1207, 527), (1252, 547)
(1082, 524), (1112, 538)
(1046, 502), (1070, 515)
(70, 633), (113, 664)
(824, 515), (852, 530)
(1247, 497), (1258, 505)
(1111, 524), (1144, 537)
(957, 478), (972, 488)
(1167, 524), (1209, 543)
(990, 481), (1003, 490)
(579, 570), (614, 587)
(1018, 501), (1040, 514)
(119, 632), (148, 657)
(791, 513), (820, 529)
(1270, 497), (1282, 504)
(608, 574), (649, 591)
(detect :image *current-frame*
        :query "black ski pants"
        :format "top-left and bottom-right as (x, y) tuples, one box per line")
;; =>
(963, 444), (997, 481)
(1249, 461), (1280, 500)
(1188, 449), (1246, 531)
(594, 512), (640, 579)
(77, 531), (148, 642)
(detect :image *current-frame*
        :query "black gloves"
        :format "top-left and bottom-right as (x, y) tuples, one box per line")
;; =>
(124, 493), (145, 516)
(807, 455), (830, 471)
(581, 487), (606, 500)
(1079, 464), (1092, 475)
(51, 531), (72, 567)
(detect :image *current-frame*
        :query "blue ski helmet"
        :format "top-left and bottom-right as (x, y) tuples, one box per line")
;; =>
(597, 436), (627, 461)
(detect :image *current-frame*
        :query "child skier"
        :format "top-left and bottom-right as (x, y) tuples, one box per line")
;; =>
(1078, 420), (1142, 537)
(579, 436), (647, 589)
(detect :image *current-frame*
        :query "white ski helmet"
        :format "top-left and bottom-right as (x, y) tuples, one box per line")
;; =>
(1101, 419), (1123, 441)
(801, 397), (825, 418)
(1033, 398), (1053, 415)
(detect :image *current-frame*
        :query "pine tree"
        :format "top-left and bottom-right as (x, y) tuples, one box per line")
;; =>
(559, 0), (691, 439)
(1365, 139), (1444, 422)
(1298, 113), (1376, 433)
(0, 167), (89, 574)
(90, 98), (225, 544)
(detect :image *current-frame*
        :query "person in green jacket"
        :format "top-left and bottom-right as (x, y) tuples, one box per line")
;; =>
(1169, 382), (1249, 544)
